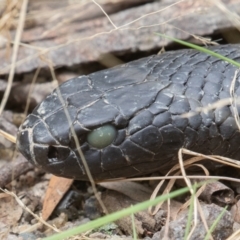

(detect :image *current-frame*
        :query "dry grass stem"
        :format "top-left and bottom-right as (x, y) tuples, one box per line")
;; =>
(230, 69), (240, 130)
(0, 0), (28, 115)
(181, 98), (236, 118)
(147, 146), (240, 215)
(47, 63), (108, 215)
(114, 0), (186, 29)
(0, 129), (16, 143)
(0, 1), (239, 238)
(162, 190), (170, 239)
(0, 188), (60, 233)
(0, 0), (197, 75)
(115, 175), (240, 183)
(177, 164), (209, 213)
(187, 196), (198, 240)
(213, 0), (240, 32)
(91, 0), (117, 29)
(197, 200), (213, 240)
(23, 67), (41, 118)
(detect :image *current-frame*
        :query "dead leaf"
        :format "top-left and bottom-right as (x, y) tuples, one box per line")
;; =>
(200, 181), (234, 206)
(42, 176), (73, 220)
(98, 181), (152, 202)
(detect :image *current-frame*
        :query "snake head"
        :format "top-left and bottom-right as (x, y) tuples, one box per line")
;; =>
(17, 111), (74, 177)
(16, 76), (127, 180)
(17, 45), (240, 181)
(18, 53), (209, 180)
(17, 61), (170, 180)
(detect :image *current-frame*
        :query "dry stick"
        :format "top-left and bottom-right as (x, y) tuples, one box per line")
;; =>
(226, 64), (240, 240)
(181, 98), (234, 118)
(0, 1), (38, 192)
(148, 145), (240, 216)
(0, 188), (60, 233)
(41, 2), (90, 37)
(178, 148), (194, 194)
(213, 0), (240, 32)
(182, 148), (240, 167)
(0, 0), (190, 75)
(0, 0), (18, 31)
(148, 155), (208, 215)
(151, 163), (206, 216)
(3, 0), (240, 227)
(0, 129), (16, 143)
(116, 175), (240, 183)
(10, 67), (41, 191)
(92, 0), (186, 31)
(0, 68), (40, 186)
(177, 164), (209, 214)
(35, 15), (108, 214)
(151, 149), (213, 238)
(169, 24), (218, 46)
(179, 164), (212, 239)
(47, 63), (108, 215)
(197, 200), (214, 240)
(189, 189), (214, 240)
(0, 15), (184, 75)
(91, 0), (117, 29)
(112, 0), (187, 29)
(230, 69), (240, 130)
(26, 0), (87, 23)
(0, 0), (234, 236)
(12, 67), (41, 186)
(176, 148), (238, 239)
(162, 190), (170, 239)
(23, 67), (41, 117)
(227, 229), (240, 240)
(0, 0), (28, 115)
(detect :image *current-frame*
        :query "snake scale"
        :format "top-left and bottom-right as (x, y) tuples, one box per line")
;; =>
(17, 44), (240, 180)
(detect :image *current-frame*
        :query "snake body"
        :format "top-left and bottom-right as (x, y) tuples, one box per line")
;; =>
(17, 44), (240, 180)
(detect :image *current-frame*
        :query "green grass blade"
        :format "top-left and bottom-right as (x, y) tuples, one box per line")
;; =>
(204, 206), (228, 240)
(131, 208), (137, 240)
(43, 185), (193, 240)
(184, 184), (197, 239)
(155, 33), (240, 68)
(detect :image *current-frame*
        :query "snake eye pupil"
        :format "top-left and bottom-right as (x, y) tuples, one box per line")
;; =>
(87, 124), (117, 149)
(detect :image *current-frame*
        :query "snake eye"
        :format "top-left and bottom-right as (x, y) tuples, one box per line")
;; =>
(87, 124), (117, 149)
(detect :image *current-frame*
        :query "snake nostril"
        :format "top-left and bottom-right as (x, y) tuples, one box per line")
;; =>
(48, 146), (58, 159)
(47, 146), (71, 163)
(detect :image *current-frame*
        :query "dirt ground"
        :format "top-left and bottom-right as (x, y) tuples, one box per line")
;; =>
(1, 0), (240, 239)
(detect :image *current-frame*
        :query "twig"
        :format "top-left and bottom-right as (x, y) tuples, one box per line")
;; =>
(0, 0), (29, 115)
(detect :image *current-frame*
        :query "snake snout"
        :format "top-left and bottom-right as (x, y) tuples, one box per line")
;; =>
(17, 128), (33, 165)
(17, 125), (73, 177)
(18, 115), (70, 164)
(17, 126), (51, 169)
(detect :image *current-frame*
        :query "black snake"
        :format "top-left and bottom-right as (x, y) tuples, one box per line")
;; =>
(17, 44), (240, 180)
